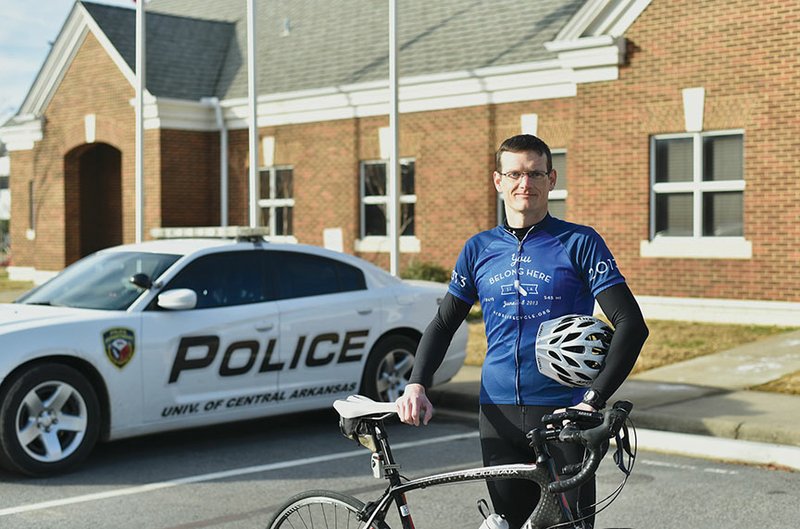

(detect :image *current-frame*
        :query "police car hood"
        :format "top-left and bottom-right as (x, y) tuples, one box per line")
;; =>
(0, 303), (111, 333)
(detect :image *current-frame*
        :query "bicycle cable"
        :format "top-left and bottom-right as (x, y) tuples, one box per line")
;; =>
(544, 417), (638, 529)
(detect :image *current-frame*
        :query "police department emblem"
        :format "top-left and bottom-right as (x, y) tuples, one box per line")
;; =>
(103, 328), (136, 368)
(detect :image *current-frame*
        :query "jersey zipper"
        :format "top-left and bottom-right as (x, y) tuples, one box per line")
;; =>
(505, 225), (536, 406)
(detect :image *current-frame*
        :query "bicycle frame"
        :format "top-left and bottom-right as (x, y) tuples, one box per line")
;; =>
(357, 421), (578, 529)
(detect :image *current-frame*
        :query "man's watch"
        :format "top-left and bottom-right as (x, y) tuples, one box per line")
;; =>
(582, 389), (606, 410)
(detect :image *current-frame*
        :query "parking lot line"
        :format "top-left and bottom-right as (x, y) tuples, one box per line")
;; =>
(0, 431), (479, 517)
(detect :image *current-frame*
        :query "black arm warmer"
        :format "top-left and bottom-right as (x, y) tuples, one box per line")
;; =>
(408, 292), (472, 388)
(591, 283), (649, 404)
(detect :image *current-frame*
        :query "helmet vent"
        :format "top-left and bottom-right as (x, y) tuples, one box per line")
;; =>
(535, 314), (614, 388)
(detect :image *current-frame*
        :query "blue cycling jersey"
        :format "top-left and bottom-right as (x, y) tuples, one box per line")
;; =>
(448, 214), (625, 406)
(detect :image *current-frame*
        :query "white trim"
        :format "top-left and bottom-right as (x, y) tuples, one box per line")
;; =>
(261, 136), (275, 167)
(554, 0), (653, 40)
(84, 114), (96, 143)
(637, 295), (800, 326)
(682, 87), (705, 133)
(354, 236), (420, 254)
(639, 237), (752, 259)
(137, 96), (217, 131)
(520, 113), (538, 135)
(0, 116), (44, 152)
(18, 10), (89, 116)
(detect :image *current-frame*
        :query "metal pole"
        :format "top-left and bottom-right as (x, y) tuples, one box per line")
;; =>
(388, 0), (400, 276)
(135, 0), (145, 242)
(247, 0), (259, 227)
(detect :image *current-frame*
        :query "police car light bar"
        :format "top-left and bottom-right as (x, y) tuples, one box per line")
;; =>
(150, 226), (271, 240)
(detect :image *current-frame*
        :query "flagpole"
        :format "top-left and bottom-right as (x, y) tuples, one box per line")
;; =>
(247, 0), (259, 227)
(135, 0), (145, 242)
(388, 0), (400, 276)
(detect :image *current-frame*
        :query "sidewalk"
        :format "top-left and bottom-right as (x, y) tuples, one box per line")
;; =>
(428, 333), (800, 468)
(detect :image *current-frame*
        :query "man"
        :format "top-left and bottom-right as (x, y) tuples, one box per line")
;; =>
(397, 134), (648, 529)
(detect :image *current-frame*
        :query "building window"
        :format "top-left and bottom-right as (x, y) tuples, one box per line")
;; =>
(360, 159), (416, 237)
(651, 131), (744, 238)
(258, 166), (294, 238)
(497, 151), (567, 224)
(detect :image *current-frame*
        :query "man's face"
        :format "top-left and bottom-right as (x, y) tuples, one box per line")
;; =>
(493, 150), (556, 221)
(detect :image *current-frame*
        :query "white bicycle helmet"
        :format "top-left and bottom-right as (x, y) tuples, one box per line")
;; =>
(535, 314), (613, 387)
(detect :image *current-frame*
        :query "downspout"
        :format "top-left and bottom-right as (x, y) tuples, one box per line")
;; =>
(202, 97), (228, 227)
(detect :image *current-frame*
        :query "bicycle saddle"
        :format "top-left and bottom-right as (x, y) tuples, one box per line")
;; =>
(333, 394), (398, 419)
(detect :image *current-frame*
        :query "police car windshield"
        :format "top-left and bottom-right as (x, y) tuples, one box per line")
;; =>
(18, 251), (180, 310)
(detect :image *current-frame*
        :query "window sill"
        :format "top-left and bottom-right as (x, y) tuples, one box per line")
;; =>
(640, 237), (752, 259)
(354, 236), (421, 253)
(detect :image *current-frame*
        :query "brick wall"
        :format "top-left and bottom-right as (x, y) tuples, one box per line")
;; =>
(11, 32), (137, 269)
(159, 129), (219, 227)
(570, 0), (800, 301)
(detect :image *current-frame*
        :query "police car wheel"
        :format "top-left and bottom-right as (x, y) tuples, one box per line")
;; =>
(361, 335), (417, 403)
(0, 364), (101, 476)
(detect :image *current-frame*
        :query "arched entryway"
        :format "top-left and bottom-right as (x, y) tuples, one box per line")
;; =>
(64, 143), (122, 263)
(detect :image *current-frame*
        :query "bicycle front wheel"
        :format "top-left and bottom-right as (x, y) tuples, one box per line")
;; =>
(267, 490), (388, 529)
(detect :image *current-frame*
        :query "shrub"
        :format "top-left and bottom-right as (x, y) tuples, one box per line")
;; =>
(401, 261), (450, 283)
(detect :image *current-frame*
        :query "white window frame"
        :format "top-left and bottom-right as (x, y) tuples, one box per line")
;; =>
(355, 158), (420, 253)
(641, 129), (751, 259)
(257, 165), (296, 243)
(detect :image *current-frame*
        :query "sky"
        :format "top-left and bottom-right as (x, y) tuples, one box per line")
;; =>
(0, 0), (137, 125)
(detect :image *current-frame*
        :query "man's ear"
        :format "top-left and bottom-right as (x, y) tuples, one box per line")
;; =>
(492, 171), (503, 191)
(548, 169), (557, 191)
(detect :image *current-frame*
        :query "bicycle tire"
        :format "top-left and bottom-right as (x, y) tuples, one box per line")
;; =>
(267, 490), (390, 529)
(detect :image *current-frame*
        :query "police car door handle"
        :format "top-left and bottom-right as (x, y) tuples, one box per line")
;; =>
(255, 321), (275, 332)
(357, 309), (373, 315)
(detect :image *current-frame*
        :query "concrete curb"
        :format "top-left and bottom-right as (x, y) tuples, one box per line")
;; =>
(427, 369), (800, 470)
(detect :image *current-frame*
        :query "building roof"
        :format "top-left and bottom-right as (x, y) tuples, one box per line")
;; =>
(2, 0), (649, 138)
(87, 0), (584, 100)
(81, 1), (235, 100)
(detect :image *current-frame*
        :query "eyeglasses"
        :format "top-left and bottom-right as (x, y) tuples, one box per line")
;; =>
(499, 170), (550, 181)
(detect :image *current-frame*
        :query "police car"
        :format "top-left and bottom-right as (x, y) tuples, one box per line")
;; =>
(0, 228), (466, 476)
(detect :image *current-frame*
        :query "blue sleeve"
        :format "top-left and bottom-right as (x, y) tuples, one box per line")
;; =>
(447, 240), (479, 304)
(575, 228), (626, 297)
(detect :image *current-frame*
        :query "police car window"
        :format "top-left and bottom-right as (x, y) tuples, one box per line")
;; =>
(268, 252), (366, 300)
(18, 251), (179, 310)
(165, 252), (265, 309)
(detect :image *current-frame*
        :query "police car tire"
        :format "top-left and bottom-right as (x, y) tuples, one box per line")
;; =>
(0, 363), (101, 476)
(360, 335), (417, 403)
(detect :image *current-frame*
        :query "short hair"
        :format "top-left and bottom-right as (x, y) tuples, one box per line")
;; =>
(495, 134), (553, 172)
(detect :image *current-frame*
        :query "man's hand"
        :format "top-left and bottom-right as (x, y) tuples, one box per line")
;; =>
(555, 401), (597, 414)
(396, 383), (434, 426)
(548, 401), (597, 428)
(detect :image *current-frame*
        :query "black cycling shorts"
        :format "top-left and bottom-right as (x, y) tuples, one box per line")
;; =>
(479, 403), (598, 529)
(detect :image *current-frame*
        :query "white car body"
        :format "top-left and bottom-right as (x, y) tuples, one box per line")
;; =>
(0, 237), (467, 475)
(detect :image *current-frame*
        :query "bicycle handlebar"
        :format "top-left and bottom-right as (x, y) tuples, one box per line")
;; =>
(546, 400), (633, 494)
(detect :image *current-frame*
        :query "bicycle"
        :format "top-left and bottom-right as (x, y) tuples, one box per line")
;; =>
(267, 395), (636, 529)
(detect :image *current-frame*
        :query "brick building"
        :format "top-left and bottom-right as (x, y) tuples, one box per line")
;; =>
(1, 0), (798, 324)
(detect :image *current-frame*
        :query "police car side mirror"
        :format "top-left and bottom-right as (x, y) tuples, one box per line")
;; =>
(130, 273), (152, 289)
(157, 289), (198, 310)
